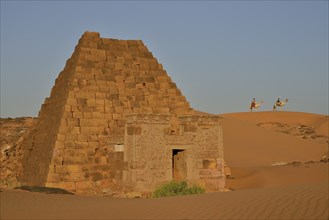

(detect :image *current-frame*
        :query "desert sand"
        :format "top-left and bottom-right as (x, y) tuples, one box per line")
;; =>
(1, 111), (328, 220)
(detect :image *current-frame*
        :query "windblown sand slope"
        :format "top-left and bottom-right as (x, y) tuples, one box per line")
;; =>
(1, 182), (328, 220)
(1, 111), (328, 220)
(222, 111), (328, 167)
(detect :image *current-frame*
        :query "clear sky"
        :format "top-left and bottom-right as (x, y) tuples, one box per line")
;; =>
(1, 1), (328, 117)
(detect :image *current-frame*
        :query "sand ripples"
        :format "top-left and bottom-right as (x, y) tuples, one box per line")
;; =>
(1, 183), (328, 219)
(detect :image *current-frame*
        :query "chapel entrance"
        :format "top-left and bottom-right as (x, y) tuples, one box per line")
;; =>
(172, 149), (187, 180)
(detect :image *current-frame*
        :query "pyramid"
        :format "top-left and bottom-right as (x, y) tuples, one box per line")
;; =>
(18, 32), (194, 192)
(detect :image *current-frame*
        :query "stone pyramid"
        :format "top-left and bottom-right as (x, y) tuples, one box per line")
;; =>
(19, 32), (193, 192)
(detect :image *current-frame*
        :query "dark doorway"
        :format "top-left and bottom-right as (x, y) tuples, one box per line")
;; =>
(172, 149), (187, 180)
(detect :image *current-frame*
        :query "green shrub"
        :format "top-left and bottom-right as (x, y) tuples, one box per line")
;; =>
(152, 181), (205, 198)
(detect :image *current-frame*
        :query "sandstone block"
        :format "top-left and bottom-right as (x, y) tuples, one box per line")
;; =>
(83, 112), (93, 119)
(183, 124), (197, 133)
(95, 98), (105, 105)
(154, 108), (170, 114)
(130, 101), (140, 108)
(105, 109), (114, 117)
(132, 108), (143, 113)
(52, 157), (64, 165)
(70, 127), (80, 135)
(122, 101), (130, 108)
(118, 87), (125, 94)
(57, 134), (66, 141)
(66, 97), (77, 106)
(160, 83), (169, 90)
(97, 86), (110, 93)
(50, 182), (66, 189)
(70, 172), (84, 181)
(145, 76), (155, 83)
(157, 76), (168, 82)
(52, 148), (64, 158)
(89, 119), (99, 127)
(115, 63), (125, 70)
(105, 100), (113, 106)
(64, 105), (72, 112)
(113, 113), (123, 120)
(63, 111), (72, 118)
(139, 101), (148, 108)
(56, 165), (68, 174)
(125, 82), (135, 88)
(77, 90), (95, 99)
(73, 111), (83, 119)
(64, 148), (75, 157)
(48, 165), (55, 174)
(125, 76), (135, 82)
(45, 182), (53, 188)
(91, 172), (103, 181)
(75, 149), (88, 158)
(47, 173), (60, 182)
(115, 106), (124, 113)
(87, 135), (98, 142)
(71, 106), (79, 112)
(79, 119), (89, 127)
(78, 79), (87, 86)
(86, 148), (97, 156)
(87, 99), (96, 106)
(112, 100), (122, 106)
(172, 108), (188, 115)
(92, 112), (105, 119)
(64, 181), (76, 191)
(77, 135), (88, 142)
(148, 100), (157, 107)
(64, 141), (75, 148)
(100, 156), (108, 165)
(75, 141), (89, 149)
(115, 76), (124, 83)
(123, 108), (133, 114)
(107, 94), (119, 100)
(76, 181), (93, 190)
(156, 101), (168, 108)
(109, 87), (119, 95)
(142, 107), (152, 114)
(67, 118), (79, 127)
(97, 119), (108, 127)
(95, 92), (106, 99)
(64, 156), (88, 165)
(65, 134), (78, 142)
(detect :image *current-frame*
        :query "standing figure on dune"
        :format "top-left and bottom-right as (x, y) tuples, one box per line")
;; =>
(273, 97), (288, 111)
(250, 98), (263, 112)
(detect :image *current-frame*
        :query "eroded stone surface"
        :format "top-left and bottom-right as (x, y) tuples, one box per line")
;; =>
(1, 32), (224, 196)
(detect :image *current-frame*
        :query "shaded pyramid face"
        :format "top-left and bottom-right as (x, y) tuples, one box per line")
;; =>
(19, 32), (193, 191)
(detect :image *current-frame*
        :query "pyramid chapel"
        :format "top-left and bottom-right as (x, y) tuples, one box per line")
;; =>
(17, 32), (225, 196)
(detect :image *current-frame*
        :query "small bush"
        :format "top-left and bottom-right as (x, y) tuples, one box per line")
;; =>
(152, 181), (205, 198)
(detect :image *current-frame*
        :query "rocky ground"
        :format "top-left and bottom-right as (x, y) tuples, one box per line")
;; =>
(257, 122), (328, 144)
(0, 117), (37, 188)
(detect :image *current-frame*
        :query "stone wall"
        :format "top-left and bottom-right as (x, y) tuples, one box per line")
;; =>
(124, 114), (225, 194)
(18, 32), (193, 194)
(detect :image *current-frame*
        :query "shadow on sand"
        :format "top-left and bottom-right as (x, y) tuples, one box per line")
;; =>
(15, 185), (74, 195)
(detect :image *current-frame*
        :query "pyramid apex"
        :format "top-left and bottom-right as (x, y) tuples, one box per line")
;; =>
(82, 31), (100, 38)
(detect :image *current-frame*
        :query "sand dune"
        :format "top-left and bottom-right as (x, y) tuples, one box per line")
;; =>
(1, 111), (328, 220)
(1, 182), (328, 219)
(226, 163), (328, 190)
(221, 111), (328, 167)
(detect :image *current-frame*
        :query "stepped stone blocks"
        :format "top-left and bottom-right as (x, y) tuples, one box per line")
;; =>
(17, 32), (224, 195)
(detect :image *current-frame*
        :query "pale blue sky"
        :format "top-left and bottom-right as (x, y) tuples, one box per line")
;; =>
(1, 1), (328, 117)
